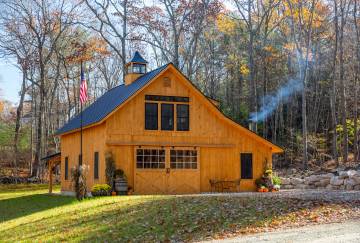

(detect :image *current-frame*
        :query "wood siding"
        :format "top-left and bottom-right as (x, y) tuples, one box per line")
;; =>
(60, 65), (276, 194)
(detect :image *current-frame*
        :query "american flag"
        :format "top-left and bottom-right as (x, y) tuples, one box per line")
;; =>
(80, 64), (88, 104)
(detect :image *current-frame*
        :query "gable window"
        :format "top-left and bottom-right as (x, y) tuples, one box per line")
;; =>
(161, 104), (174, 130)
(94, 152), (99, 180)
(136, 149), (165, 169)
(65, 157), (69, 180)
(176, 104), (189, 131)
(240, 153), (253, 179)
(145, 103), (158, 130)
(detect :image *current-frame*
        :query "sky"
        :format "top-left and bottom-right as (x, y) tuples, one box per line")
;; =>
(0, 59), (22, 104)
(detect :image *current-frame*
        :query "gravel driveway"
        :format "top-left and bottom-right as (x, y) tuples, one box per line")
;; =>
(199, 189), (360, 202)
(205, 220), (360, 243)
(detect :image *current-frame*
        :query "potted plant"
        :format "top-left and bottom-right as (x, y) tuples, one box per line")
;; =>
(127, 186), (133, 195)
(272, 176), (282, 192)
(114, 169), (128, 195)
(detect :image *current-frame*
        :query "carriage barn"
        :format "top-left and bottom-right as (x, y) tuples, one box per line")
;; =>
(56, 52), (283, 195)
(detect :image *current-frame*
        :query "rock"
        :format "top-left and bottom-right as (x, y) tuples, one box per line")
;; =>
(326, 184), (333, 190)
(320, 173), (334, 179)
(347, 170), (358, 177)
(283, 185), (294, 189)
(354, 185), (360, 190)
(291, 178), (304, 185)
(352, 176), (360, 184)
(281, 177), (291, 185)
(346, 184), (354, 190)
(330, 176), (344, 186)
(295, 184), (307, 189)
(339, 171), (349, 179)
(345, 179), (359, 187)
(340, 185), (346, 190)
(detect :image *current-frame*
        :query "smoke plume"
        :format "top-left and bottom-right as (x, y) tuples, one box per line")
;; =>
(249, 78), (303, 122)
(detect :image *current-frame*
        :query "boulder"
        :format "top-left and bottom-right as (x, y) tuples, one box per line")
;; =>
(283, 185), (294, 189)
(281, 177), (291, 185)
(321, 173), (335, 179)
(291, 178), (304, 185)
(354, 185), (360, 190)
(340, 185), (345, 190)
(295, 184), (307, 189)
(338, 171), (349, 179)
(345, 184), (353, 190)
(326, 184), (333, 190)
(345, 178), (358, 187)
(330, 176), (344, 186)
(347, 170), (359, 178)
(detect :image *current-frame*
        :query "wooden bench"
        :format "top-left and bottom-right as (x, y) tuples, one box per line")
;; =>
(209, 179), (241, 192)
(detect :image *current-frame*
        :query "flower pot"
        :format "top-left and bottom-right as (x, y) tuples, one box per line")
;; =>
(114, 177), (128, 194)
(111, 191), (117, 196)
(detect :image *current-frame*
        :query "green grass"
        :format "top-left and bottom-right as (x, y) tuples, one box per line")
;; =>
(1, 184), (359, 242)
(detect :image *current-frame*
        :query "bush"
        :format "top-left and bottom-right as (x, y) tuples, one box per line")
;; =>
(272, 176), (282, 186)
(71, 165), (88, 201)
(105, 152), (116, 190)
(91, 184), (111, 197)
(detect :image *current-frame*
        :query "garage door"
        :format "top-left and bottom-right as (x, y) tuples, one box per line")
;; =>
(134, 147), (200, 194)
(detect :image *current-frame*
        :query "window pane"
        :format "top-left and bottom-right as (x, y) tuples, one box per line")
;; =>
(241, 153), (253, 179)
(94, 152), (99, 180)
(177, 104), (189, 131)
(137, 149), (165, 169)
(145, 103), (158, 130)
(65, 157), (69, 180)
(161, 104), (174, 130)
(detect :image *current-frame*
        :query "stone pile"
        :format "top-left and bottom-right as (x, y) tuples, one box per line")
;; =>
(281, 170), (360, 190)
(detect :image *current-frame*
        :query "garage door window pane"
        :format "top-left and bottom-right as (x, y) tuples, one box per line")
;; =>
(170, 149), (197, 169)
(136, 149), (165, 169)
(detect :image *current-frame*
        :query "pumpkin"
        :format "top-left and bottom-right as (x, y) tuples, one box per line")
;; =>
(263, 188), (269, 192)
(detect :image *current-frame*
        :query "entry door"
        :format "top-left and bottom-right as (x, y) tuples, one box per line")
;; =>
(167, 149), (200, 194)
(134, 147), (200, 194)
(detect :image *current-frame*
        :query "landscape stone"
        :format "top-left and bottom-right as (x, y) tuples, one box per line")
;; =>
(330, 176), (344, 186)
(339, 171), (349, 179)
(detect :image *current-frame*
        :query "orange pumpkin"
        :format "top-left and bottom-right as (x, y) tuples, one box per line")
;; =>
(263, 188), (269, 192)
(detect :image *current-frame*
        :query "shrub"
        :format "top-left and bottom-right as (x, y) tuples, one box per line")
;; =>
(115, 169), (126, 179)
(91, 184), (111, 197)
(272, 176), (282, 186)
(255, 178), (264, 188)
(105, 152), (116, 190)
(71, 165), (89, 201)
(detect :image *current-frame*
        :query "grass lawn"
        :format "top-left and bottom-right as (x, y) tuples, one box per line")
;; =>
(1, 184), (360, 242)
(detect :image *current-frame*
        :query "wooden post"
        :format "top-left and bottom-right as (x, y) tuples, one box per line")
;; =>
(49, 160), (53, 194)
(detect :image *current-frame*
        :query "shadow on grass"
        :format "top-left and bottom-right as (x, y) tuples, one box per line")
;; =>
(0, 193), (76, 222)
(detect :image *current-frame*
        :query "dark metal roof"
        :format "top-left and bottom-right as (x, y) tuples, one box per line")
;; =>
(56, 63), (169, 135)
(130, 51), (148, 63)
(41, 152), (61, 161)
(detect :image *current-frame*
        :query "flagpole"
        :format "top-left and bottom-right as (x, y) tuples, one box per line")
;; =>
(80, 61), (83, 166)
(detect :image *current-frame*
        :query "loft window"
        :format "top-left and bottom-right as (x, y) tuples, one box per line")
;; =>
(241, 153), (253, 179)
(145, 95), (189, 102)
(170, 150), (197, 169)
(161, 104), (174, 130)
(145, 103), (158, 130)
(65, 157), (69, 180)
(132, 63), (146, 74)
(136, 149), (165, 169)
(94, 152), (99, 180)
(177, 104), (189, 131)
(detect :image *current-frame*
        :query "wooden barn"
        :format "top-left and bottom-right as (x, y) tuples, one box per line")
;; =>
(56, 52), (283, 195)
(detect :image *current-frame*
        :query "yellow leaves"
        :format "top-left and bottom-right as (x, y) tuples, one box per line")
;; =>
(240, 64), (250, 76)
(216, 13), (236, 34)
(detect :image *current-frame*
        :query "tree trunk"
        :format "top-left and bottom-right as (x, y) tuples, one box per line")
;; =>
(13, 71), (27, 181)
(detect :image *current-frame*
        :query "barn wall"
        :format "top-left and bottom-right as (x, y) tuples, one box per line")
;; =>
(60, 122), (106, 192)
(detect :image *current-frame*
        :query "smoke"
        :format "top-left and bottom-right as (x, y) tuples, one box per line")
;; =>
(249, 78), (303, 122)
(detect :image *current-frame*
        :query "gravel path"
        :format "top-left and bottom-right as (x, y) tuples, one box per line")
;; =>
(205, 220), (360, 243)
(198, 189), (360, 202)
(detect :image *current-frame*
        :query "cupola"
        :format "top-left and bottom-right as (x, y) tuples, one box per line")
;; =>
(124, 51), (148, 85)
